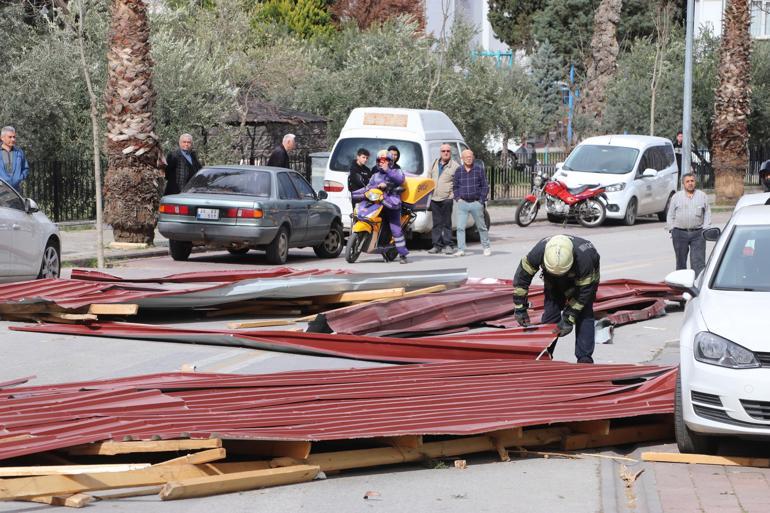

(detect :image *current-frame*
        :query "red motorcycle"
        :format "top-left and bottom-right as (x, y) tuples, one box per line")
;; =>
(515, 168), (608, 228)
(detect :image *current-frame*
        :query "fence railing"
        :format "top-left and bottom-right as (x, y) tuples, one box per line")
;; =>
(18, 146), (769, 221)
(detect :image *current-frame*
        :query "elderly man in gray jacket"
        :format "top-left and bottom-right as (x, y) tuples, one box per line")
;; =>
(427, 143), (460, 254)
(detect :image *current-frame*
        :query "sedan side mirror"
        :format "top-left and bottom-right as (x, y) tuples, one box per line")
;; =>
(642, 168), (658, 178)
(25, 198), (39, 214)
(317, 190), (328, 200)
(665, 269), (698, 297)
(703, 227), (721, 241)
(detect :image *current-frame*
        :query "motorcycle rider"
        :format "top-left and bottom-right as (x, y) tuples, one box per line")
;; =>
(512, 234), (601, 363)
(357, 149), (409, 264)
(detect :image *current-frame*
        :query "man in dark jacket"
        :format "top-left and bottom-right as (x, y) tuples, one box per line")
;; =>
(387, 145), (401, 170)
(348, 148), (371, 209)
(267, 134), (296, 168)
(760, 159), (770, 192)
(513, 234), (601, 363)
(164, 133), (202, 195)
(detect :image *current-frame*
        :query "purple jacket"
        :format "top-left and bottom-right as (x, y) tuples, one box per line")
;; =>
(352, 165), (405, 210)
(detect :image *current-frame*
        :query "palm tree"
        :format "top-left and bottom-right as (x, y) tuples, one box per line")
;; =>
(711, 0), (751, 203)
(103, 0), (163, 244)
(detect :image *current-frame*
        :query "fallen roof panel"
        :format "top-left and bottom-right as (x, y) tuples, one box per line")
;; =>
(69, 267), (350, 283)
(0, 360), (676, 460)
(11, 322), (556, 364)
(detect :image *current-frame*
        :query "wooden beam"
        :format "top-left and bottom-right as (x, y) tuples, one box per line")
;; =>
(294, 314), (317, 322)
(159, 465), (320, 501)
(0, 463), (151, 477)
(226, 319), (295, 329)
(312, 288), (405, 305)
(641, 452), (770, 468)
(41, 313), (98, 323)
(66, 439), (222, 456)
(378, 435), (423, 449)
(561, 422), (673, 451)
(87, 304), (139, 315)
(92, 487), (163, 500)
(156, 448), (227, 466)
(206, 306), (302, 318)
(402, 285), (447, 298)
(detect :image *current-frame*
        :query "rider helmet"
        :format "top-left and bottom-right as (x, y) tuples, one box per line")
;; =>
(543, 235), (574, 276)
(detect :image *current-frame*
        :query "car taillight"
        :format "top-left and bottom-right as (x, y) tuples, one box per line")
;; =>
(224, 208), (263, 218)
(159, 204), (190, 215)
(324, 180), (344, 192)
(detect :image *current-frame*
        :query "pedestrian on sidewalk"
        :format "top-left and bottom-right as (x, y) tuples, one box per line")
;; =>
(0, 126), (29, 192)
(267, 134), (295, 169)
(666, 173), (711, 277)
(164, 133), (202, 195)
(428, 143), (459, 254)
(348, 148), (371, 210)
(453, 149), (491, 257)
(513, 234), (601, 364)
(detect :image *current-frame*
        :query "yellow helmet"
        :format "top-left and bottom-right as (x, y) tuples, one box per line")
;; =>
(543, 235), (574, 275)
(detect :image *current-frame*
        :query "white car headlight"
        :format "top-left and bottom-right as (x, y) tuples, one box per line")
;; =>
(694, 332), (760, 369)
(604, 183), (625, 192)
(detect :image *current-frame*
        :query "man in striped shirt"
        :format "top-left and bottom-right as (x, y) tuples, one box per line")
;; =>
(665, 173), (711, 277)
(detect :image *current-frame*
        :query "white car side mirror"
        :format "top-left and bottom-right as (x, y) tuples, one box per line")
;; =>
(642, 168), (658, 178)
(25, 198), (40, 214)
(665, 269), (698, 297)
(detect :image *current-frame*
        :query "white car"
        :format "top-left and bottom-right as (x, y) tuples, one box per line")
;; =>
(733, 192), (770, 214)
(665, 204), (770, 453)
(0, 178), (61, 283)
(554, 135), (679, 225)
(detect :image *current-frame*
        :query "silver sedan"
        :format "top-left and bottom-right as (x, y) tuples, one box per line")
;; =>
(158, 166), (344, 264)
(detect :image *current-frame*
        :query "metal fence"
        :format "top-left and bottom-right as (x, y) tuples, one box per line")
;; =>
(692, 144), (769, 188)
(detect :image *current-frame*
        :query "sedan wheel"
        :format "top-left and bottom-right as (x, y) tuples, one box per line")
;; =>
(37, 241), (60, 279)
(266, 227), (289, 264)
(314, 223), (344, 258)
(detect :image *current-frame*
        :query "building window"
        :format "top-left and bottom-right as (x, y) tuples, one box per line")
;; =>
(751, 0), (770, 37)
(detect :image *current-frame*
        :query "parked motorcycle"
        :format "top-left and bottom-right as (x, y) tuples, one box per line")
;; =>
(345, 176), (435, 263)
(515, 168), (608, 228)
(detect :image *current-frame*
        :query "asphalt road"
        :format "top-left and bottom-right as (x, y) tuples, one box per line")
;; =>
(0, 211), (733, 513)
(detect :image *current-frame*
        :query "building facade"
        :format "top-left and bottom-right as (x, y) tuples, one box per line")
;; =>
(695, 0), (770, 38)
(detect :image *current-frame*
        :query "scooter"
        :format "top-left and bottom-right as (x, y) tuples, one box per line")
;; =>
(515, 168), (608, 228)
(345, 176), (435, 263)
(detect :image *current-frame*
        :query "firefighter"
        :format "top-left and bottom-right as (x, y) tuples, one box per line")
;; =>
(513, 234), (601, 363)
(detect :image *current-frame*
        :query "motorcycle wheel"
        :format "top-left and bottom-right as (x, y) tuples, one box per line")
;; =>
(515, 200), (539, 227)
(345, 232), (370, 263)
(577, 198), (606, 228)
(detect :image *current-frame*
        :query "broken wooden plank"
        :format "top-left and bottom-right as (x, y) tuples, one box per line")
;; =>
(87, 304), (139, 316)
(312, 288), (405, 305)
(294, 314), (317, 322)
(561, 422), (673, 451)
(26, 493), (94, 508)
(66, 439), (222, 456)
(226, 319), (296, 329)
(156, 448), (227, 466)
(159, 465), (320, 501)
(0, 463), (151, 477)
(641, 452), (770, 468)
(378, 435), (423, 450)
(92, 487), (163, 501)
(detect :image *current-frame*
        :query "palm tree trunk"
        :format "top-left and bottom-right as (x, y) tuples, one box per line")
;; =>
(711, 0), (751, 204)
(103, 0), (163, 244)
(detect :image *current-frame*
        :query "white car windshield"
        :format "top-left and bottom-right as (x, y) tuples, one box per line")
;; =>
(712, 225), (770, 291)
(562, 145), (639, 174)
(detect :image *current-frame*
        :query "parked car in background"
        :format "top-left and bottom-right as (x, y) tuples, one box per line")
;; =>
(158, 166), (344, 265)
(665, 204), (770, 454)
(0, 178), (60, 282)
(553, 135), (678, 225)
(733, 191), (770, 214)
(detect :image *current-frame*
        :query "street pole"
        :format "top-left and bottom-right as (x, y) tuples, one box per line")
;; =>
(681, 0), (695, 190)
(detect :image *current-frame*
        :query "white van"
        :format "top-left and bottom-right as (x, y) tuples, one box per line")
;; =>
(323, 108), (470, 234)
(553, 135), (679, 225)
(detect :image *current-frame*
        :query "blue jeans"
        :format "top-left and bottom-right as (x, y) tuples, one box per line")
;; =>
(455, 199), (489, 251)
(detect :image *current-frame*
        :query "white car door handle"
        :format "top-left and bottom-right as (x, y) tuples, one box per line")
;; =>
(12, 224), (20, 230)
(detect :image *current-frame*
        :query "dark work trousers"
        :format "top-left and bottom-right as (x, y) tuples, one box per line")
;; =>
(430, 199), (454, 249)
(541, 289), (596, 362)
(672, 228), (706, 277)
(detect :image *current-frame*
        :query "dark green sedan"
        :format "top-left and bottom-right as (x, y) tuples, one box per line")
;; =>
(158, 166), (344, 264)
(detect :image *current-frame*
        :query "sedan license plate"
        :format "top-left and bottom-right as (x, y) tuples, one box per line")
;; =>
(196, 208), (220, 220)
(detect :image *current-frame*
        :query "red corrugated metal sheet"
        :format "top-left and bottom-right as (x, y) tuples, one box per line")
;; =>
(0, 360), (676, 460)
(317, 280), (680, 336)
(12, 322), (556, 363)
